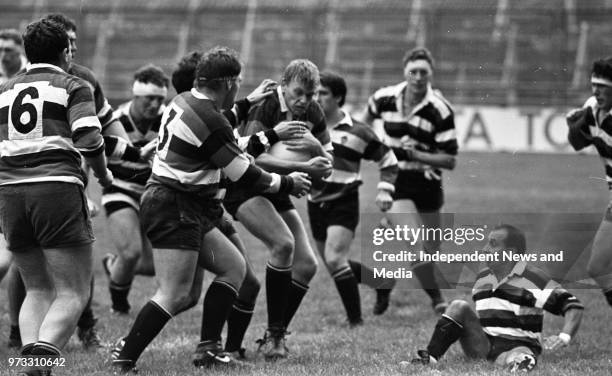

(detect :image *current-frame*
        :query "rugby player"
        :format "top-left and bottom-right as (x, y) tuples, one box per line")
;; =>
(0, 19), (112, 375)
(566, 56), (612, 308)
(111, 46), (311, 373)
(168, 50), (304, 358)
(101, 64), (168, 315)
(409, 225), (583, 372)
(225, 59), (333, 359)
(363, 47), (457, 314)
(310, 71), (398, 325)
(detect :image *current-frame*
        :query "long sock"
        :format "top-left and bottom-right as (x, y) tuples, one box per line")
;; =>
(225, 299), (255, 351)
(201, 281), (238, 342)
(332, 266), (362, 323)
(349, 259), (394, 289)
(266, 263), (292, 329)
(283, 279), (309, 329)
(412, 261), (442, 302)
(31, 341), (61, 372)
(109, 280), (132, 312)
(118, 300), (172, 362)
(604, 288), (612, 306)
(78, 277), (96, 329)
(426, 314), (463, 360)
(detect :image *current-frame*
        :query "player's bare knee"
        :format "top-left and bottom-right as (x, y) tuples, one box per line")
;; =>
(118, 243), (142, 265)
(325, 255), (345, 273)
(270, 235), (295, 263)
(446, 299), (471, 320)
(295, 257), (318, 282)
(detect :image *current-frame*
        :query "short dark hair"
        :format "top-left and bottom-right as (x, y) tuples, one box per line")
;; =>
(402, 47), (435, 69)
(23, 19), (69, 64)
(494, 224), (526, 254)
(592, 57), (612, 82)
(172, 50), (202, 93)
(195, 46), (241, 90)
(0, 29), (23, 47)
(281, 59), (319, 90)
(133, 64), (169, 88)
(320, 71), (347, 107)
(43, 13), (77, 32)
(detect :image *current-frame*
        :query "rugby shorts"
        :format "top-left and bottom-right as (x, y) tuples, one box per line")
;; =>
(393, 170), (444, 212)
(140, 184), (235, 250)
(307, 191), (359, 241)
(486, 335), (539, 364)
(0, 182), (94, 252)
(102, 185), (143, 215)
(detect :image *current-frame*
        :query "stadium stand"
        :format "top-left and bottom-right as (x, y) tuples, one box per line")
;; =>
(0, 0), (609, 108)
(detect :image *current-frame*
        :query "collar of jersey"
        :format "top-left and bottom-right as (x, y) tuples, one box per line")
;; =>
(278, 86), (289, 113)
(26, 63), (64, 73)
(333, 109), (353, 128)
(191, 88), (212, 100)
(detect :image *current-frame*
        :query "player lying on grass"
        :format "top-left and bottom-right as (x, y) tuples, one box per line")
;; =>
(566, 56), (612, 310)
(408, 224), (583, 372)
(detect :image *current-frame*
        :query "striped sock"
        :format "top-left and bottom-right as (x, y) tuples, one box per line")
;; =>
(332, 266), (362, 324)
(266, 263), (292, 329)
(283, 279), (309, 329)
(201, 280), (238, 342)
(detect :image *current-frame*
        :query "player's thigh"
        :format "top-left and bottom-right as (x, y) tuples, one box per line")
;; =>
(280, 209), (316, 265)
(386, 199), (420, 228)
(152, 247), (199, 294)
(0, 243), (13, 281)
(107, 207), (143, 253)
(199, 227), (246, 282)
(12, 247), (52, 290)
(589, 218), (612, 268)
(324, 225), (355, 261)
(418, 210), (441, 250)
(236, 196), (294, 250)
(43, 245), (93, 295)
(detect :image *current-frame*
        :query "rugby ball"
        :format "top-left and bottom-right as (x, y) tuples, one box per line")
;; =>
(268, 141), (312, 162)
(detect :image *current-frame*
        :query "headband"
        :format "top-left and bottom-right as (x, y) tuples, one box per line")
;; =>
(132, 81), (168, 97)
(591, 76), (612, 87)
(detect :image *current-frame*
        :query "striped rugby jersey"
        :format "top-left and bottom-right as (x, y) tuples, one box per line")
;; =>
(472, 262), (583, 353)
(574, 96), (612, 189)
(106, 101), (163, 195)
(68, 63), (114, 128)
(0, 63), (104, 186)
(309, 110), (398, 203)
(367, 82), (457, 178)
(149, 88), (282, 199)
(238, 86), (333, 152)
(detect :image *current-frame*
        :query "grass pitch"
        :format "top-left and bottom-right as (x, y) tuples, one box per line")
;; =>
(0, 151), (611, 375)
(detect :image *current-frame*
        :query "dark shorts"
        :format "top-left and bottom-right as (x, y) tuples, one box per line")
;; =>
(223, 187), (295, 220)
(307, 192), (359, 241)
(102, 185), (143, 215)
(140, 184), (231, 251)
(393, 170), (444, 212)
(0, 182), (94, 252)
(486, 335), (540, 362)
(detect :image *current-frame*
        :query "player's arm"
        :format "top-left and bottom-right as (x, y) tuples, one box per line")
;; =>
(69, 86), (113, 187)
(566, 107), (593, 151)
(223, 79), (277, 126)
(209, 127), (311, 197)
(406, 114), (457, 170)
(538, 283), (584, 351)
(363, 129), (399, 212)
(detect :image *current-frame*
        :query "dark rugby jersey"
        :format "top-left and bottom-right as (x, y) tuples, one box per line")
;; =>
(367, 82), (457, 179)
(149, 88), (284, 199)
(572, 96), (612, 189)
(239, 86), (332, 152)
(472, 262), (583, 353)
(0, 63), (104, 186)
(106, 101), (163, 194)
(309, 110), (398, 203)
